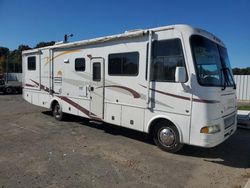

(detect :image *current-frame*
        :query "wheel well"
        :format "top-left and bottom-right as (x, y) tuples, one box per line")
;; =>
(50, 100), (59, 110)
(148, 118), (176, 138)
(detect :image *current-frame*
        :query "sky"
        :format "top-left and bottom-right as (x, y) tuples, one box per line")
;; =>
(0, 0), (249, 68)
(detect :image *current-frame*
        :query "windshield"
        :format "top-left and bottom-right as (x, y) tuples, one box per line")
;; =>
(191, 35), (235, 87)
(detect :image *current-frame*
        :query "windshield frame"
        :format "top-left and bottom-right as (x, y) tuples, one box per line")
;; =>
(190, 35), (235, 88)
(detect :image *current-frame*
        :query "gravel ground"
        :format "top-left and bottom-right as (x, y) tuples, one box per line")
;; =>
(0, 94), (249, 188)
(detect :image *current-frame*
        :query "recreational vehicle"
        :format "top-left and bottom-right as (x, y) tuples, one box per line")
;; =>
(22, 25), (237, 153)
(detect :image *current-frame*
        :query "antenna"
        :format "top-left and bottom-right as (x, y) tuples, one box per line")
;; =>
(64, 34), (74, 43)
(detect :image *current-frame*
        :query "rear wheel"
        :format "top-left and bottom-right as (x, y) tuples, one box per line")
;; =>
(52, 102), (64, 121)
(153, 121), (183, 153)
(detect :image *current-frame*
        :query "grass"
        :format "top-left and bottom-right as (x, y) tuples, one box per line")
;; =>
(238, 106), (250, 111)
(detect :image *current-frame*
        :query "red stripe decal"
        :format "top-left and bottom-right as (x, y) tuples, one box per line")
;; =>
(25, 84), (36, 87)
(140, 85), (219, 104)
(58, 96), (96, 117)
(30, 79), (39, 86)
(192, 98), (220, 104)
(30, 79), (52, 93)
(97, 85), (141, 98)
(221, 92), (235, 96)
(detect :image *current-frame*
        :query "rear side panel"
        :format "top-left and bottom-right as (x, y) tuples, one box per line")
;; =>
(23, 52), (41, 91)
(23, 51), (42, 106)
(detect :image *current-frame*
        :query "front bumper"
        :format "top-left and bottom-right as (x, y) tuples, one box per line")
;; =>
(191, 113), (237, 148)
(199, 124), (236, 148)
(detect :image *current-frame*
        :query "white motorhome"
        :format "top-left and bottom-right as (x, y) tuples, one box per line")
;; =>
(22, 25), (237, 153)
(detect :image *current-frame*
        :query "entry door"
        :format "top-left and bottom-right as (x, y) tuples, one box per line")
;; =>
(89, 58), (105, 119)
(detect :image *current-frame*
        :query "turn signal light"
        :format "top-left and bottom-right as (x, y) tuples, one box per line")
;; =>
(200, 127), (209, 134)
(200, 125), (221, 134)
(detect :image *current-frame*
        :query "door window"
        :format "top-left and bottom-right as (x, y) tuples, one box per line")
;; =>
(93, 62), (101, 81)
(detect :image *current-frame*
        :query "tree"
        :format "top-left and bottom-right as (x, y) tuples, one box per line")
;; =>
(35, 41), (55, 48)
(1, 41), (57, 74)
(0, 47), (9, 56)
(18, 45), (31, 51)
(0, 47), (10, 75)
(233, 67), (250, 75)
(8, 45), (31, 73)
(1, 41), (55, 73)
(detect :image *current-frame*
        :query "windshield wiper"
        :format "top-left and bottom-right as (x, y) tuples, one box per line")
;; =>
(221, 67), (236, 90)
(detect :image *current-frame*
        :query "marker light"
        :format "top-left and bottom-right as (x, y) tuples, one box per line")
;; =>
(200, 125), (221, 134)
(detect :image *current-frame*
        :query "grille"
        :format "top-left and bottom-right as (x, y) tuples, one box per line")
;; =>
(224, 114), (235, 130)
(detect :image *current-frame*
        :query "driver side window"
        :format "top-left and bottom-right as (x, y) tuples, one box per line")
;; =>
(147, 39), (186, 82)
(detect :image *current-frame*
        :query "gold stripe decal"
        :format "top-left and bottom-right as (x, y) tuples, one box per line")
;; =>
(44, 49), (81, 65)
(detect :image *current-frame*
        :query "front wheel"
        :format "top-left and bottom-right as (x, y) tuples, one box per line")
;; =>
(153, 121), (183, 153)
(52, 103), (64, 121)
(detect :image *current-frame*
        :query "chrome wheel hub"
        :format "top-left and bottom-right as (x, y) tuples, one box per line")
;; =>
(159, 128), (175, 147)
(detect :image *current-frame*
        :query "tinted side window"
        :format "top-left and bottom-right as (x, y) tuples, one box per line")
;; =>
(28, 56), (36, 70)
(108, 52), (139, 76)
(93, 62), (101, 81)
(75, 58), (85, 71)
(150, 39), (185, 82)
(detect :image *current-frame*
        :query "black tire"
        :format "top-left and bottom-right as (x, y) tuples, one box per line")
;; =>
(153, 121), (183, 153)
(5, 87), (13, 94)
(18, 87), (22, 94)
(52, 102), (64, 121)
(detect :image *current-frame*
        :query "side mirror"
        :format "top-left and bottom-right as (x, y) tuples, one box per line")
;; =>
(175, 67), (186, 83)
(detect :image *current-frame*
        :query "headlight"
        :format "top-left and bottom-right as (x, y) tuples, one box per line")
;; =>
(200, 124), (221, 134)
